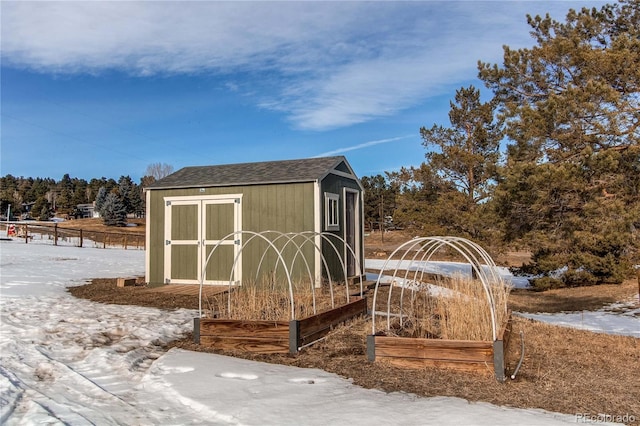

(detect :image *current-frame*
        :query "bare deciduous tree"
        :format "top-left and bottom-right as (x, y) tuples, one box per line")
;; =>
(144, 163), (174, 181)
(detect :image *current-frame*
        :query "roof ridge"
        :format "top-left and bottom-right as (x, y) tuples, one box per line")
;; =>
(146, 156), (354, 190)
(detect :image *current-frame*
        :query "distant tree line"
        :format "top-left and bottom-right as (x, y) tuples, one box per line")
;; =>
(363, 1), (640, 288)
(0, 162), (174, 227)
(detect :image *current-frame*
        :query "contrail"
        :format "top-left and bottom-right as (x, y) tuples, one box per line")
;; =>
(316, 134), (413, 157)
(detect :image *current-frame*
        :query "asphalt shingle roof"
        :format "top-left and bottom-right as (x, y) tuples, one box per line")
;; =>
(146, 156), (351, 189)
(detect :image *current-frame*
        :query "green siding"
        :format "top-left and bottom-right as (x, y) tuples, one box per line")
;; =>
(320, 174), (364, 281)
(205, 245), (235, 281)
(147, 182), (317, 285)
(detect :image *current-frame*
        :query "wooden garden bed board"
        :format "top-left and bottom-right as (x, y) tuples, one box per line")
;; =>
(195, 297), (367, 354)
(296, 297), (367, 347)
(200, 335), (290, 354)
(196, 319), (289, 353)
(372, 336), (494, 363)
(378, 355), (496, 374)
(367, 313), (513, 381)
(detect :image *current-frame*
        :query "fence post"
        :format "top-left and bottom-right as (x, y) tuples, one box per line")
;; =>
(54, 223), (58, 246)
(79, 229), (83, 248)
(25, 224), (29, 244)
(103, 232), (107, 249)
(124, 234), (128, 250)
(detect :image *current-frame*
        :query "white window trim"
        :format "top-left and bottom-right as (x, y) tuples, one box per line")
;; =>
(324, 192), (340, 231)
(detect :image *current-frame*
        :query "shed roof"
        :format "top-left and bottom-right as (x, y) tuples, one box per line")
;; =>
(146, 156), (360, 190)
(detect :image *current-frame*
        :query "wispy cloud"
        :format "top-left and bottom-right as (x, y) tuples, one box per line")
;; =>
(316, 135), (414, 157)
(1, 2), (600, 131)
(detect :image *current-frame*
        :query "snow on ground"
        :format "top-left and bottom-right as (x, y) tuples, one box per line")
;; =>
(517, 300), (640, 338)
(0, 240), (628, 425)
(365, 258), (531, 288)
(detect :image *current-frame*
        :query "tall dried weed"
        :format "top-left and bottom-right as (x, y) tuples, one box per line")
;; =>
(384, 274), (511, 341)
(204, 279), (350, 321)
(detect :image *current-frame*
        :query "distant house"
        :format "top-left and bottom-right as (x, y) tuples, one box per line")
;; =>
(144, 156), (364, 287)
(20, 202), (36, 219)
(76, 203), (98, 219)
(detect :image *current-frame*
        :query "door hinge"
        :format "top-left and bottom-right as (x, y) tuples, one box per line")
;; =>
(235, 199), (240, 204)
(234, 239), (241, 245)
(165, 240), (171, 245)
(166, 200), (171, 206)
(165, 278), (171, 284)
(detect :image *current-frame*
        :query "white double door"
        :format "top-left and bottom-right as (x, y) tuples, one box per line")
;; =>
(164, 195), (242, 285)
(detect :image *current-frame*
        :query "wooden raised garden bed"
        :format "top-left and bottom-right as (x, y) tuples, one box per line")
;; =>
(194, 297), (367, 354)
(367, 312), (513, 381)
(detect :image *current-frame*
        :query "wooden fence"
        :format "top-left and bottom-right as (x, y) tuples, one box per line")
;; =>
(0, 222), (145, 250)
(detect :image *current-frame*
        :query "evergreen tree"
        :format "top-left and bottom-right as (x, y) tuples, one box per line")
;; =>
(101, 193), (127, 227)
(38, 205), (51, 221)
(94, 187), (108, 217)
(32, 197), (49, 220)
(55, 188), (74, 215)
(419, 86), (503, 240)
(117, 175), (139, 215)
(479, 1), (640, 285)
(88, 177), (117, 202)
(361, 175), (397, 231)
(386, 164), (450, 234)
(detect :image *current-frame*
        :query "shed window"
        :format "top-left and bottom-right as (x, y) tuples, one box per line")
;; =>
(325, 193), (340, 231)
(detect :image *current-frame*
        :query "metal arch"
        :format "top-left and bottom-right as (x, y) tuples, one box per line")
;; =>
(199, 230), (295, 319)
(253, 231), (316, 312)
(198, 230), (365, 321)
(369, 237), (427, 331)
(370, 236), (506, 341)
(419, 238), (498, 341)
(255, 231), (328, 314)
(289, 230), (365, 306)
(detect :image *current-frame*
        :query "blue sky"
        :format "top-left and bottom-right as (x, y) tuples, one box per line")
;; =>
(1, 1), (606, 182)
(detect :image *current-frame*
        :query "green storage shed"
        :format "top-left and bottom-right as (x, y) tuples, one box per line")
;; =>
(144, 156), (364, 287)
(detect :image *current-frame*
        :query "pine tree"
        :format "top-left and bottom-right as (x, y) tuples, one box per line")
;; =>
(419, 85), (503, 240)
(479, 1), (640, 285)
(101, 193), (127, 227)
(361, 175), (397, 231)
(38, 205), (51, 221)
(94, 187), (108, 217)
(386, 164), (451, 234)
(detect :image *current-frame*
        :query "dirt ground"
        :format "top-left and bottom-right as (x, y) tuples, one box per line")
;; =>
(69, 278), (640, 423)
(65, 226), (639, 422)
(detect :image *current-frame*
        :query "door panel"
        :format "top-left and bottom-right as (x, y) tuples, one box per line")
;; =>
(203, 199), (240, 285)
(171, 204), (198, 240)
(171, 245), (199, 280)
(204, 202), (234, 240)
(165, 201), (201, 284)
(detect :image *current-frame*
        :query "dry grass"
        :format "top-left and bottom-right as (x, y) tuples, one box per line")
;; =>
(55, 217), (145, 234)
(510, 278), (639, 313)
(203, 280), (350, 321)
(376, 274), (511, 341)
